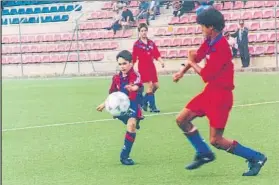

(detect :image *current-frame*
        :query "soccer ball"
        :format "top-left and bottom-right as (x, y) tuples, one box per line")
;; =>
(105, 92), (130, 116)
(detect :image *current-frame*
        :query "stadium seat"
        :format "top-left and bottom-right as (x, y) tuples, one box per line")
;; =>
(223, 12), (231, 21)
(61, 15), (69, 21)
(162, 39), (172, 47)
(265, 1), (276, 7)
(178, 50), (188, 58)
(263, 10), (274, 19)
(179, 16), (189, 24)
(193, 37), (203, 45)
(2, 9), (9, 15)
(92, 43), (100, 50)
(254, 46), (266, 56)
(168, 50), (178, 59)
(189, 15), (197, 23)
(254, 1), (265, 8)
(244, 1), (254, 9)
(102, 2), (113, 10)
(233, 1), (244, 9)
(155, 28), (166, 36)
(66, 5), (74, 11)
(169, 17), (179, 25)
(223, 2), (233, 10)
(50, 6), (58, 12)
(242, 12), (253, 20)
(265, 45), (275, 55)
(248, 34), (257, 43)
(249, 22), (260, 31)
(38, 45), (47, 52)
(182, 38), (192, 46)
(257, 33), (269, 42)
(110, 42), (119, 49)
(261, 22), (274, 30)
(268, 33), (279, 42)
(253, 10), (263, 19)
(154, 40), (161, 47)
(42, 7), (50, 13)
(175, 27), (186, 35)
(230, 12), (241, 21)
(58, 6), (66, 12)
(171, 38), (182, 47)
(186, 26), (196, 34)
(160, 50), (167, 58)
(54, 34), (61, 41)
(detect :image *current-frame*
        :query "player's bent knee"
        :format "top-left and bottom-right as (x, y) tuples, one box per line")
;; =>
(210, 137), (223, 149)
(127, 118), (137, 133)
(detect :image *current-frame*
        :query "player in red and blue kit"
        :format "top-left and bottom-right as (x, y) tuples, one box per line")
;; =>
(96, 50), (143, 165)
(132, 23), (165, 113)
(172, 8), (267, 176)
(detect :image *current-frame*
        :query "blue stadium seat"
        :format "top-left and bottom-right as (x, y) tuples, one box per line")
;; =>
(41, 16), (52, 23)
(10, 9), (18, 15)
(50, 6), (58, 13)
(42, 7), (50, 13)
(26, 8), (33, 14)
(2, 18), (8, 25)
(2, 9), (10, 15)
(61, 15), (69, 21)
(66, 5), (74, 11)
(34, 7), (41, 14)
(58, 6), (66, 12)
(18, 8), (26, 14)
(53, 15), (61, 22)
(28, 17), (38, 23)
(11, 18), (20, 24)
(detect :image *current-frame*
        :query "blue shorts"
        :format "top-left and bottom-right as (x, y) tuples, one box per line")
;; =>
(115, 101), (143, 125)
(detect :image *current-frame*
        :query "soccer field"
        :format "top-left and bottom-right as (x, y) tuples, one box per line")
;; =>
(3, 73), (279, 185)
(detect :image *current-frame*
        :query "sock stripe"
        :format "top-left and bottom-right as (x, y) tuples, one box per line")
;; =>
(125, 133), (135, 142)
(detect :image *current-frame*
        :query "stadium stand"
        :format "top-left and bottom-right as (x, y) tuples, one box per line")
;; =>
(1, 1), (278, 70)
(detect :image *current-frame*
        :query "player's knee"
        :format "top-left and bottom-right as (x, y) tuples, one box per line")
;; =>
(127, 118), (137, 132)
(210, 137), (222, 149)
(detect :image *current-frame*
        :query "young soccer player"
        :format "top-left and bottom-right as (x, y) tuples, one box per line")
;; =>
(172, 8), (267, 176)
(132, 23), (165, 113)
(96, 50), (143, 165)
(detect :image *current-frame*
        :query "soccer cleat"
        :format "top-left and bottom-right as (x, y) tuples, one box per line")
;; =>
(242, 155), (267, 176)
(120, 158), (135, 165)
(185, 152), (216, 170)
(150, 108), (160, 113)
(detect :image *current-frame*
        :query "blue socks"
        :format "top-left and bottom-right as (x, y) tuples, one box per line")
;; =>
(186, 130), (211, 154)
(144, 93), (157, 109)
(230, 141), (263, 161)
(120, 132), (136, 159)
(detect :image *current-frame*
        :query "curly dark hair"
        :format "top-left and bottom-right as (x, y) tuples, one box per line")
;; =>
(196, 8), (225, 32)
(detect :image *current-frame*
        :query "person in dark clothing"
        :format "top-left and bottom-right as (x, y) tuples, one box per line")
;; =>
(231, 20), (250, 68)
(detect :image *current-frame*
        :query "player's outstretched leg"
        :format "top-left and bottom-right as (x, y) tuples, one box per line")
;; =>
(209, 127), (267, 176)
(120, 117), (137, 165)
(176, 108), (215, 170)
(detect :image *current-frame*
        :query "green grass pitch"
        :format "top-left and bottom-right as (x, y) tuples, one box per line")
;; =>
(3, 73), (279, 185)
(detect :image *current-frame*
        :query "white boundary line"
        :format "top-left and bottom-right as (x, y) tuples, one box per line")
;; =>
(2, 100), (279, 132)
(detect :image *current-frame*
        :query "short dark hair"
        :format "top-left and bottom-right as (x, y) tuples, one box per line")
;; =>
(116, 50), (132, 63)
(196, 8), (225, 32)
(138, 23), (148, 32)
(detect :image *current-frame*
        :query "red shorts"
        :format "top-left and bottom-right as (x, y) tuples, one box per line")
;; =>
(138, 64), (158, 83)
(186, 87), (233, 129)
